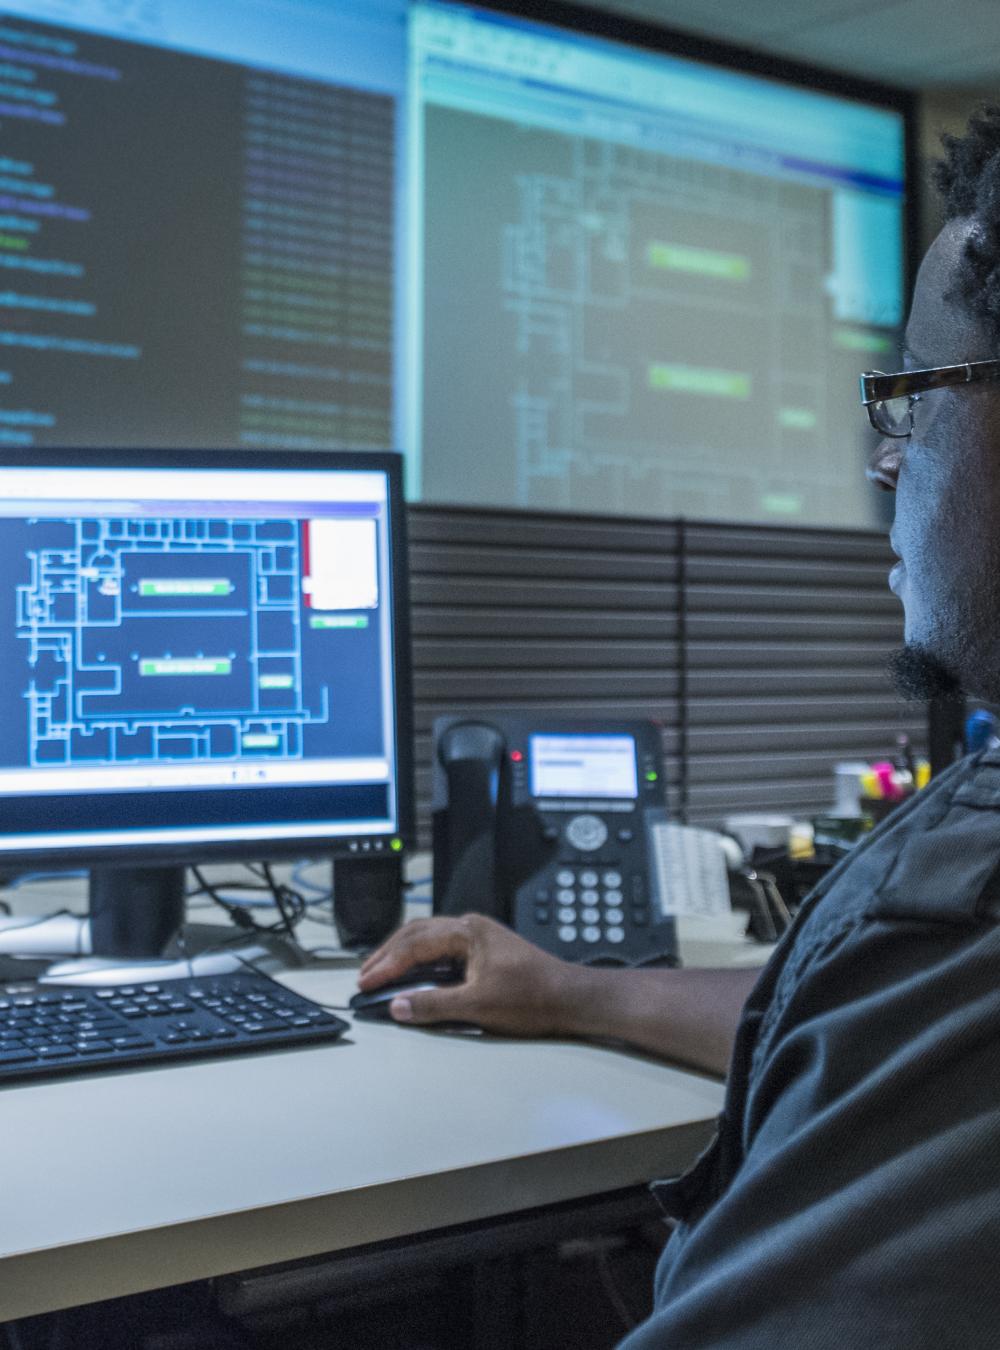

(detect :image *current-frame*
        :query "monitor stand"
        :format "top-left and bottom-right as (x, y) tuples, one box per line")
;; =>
(0, 864), (302, 980)
(0, 864), (185, 961)
(89, 864), (186, 958)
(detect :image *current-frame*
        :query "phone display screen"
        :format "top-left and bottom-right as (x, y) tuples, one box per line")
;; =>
(529, 734), (637, 799)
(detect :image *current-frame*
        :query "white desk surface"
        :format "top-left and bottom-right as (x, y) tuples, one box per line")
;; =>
(0, 885), (765, 1322)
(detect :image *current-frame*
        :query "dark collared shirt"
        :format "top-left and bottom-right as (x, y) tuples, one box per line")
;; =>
(621, 750), (1000, 1349)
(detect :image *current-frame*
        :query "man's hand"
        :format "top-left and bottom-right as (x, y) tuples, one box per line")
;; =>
(358, 913), (757, 1074)
(357, 914), (582, 1036)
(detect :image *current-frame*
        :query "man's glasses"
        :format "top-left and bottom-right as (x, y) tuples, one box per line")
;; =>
(860, 358), (1000, 437)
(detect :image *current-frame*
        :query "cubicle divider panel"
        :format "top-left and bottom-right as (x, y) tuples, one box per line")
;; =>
(681, 522), (923, 825)
(407, 506), (919, 840)
(407, 505), (683, 846)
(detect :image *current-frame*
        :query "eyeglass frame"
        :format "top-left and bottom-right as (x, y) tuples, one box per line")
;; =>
(860, 358), (1000, 437)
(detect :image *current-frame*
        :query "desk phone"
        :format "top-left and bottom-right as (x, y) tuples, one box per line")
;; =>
(432, 715), (680, 967)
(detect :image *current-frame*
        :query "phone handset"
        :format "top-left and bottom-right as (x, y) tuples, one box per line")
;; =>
(432, 721), (507, 920)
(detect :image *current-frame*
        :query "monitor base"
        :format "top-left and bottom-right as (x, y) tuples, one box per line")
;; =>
(38, 946), (268, 986)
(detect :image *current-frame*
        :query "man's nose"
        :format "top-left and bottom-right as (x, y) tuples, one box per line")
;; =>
(866, 438), (901, 491)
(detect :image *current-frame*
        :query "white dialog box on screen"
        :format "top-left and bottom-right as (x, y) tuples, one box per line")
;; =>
(529, 735), (638, 799)
(304, 518), (379, 610)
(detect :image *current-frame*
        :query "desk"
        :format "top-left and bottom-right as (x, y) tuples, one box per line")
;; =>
(0, 887), (764, 1325)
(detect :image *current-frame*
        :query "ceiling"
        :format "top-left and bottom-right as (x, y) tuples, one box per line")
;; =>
(580, 0), (1000, 90)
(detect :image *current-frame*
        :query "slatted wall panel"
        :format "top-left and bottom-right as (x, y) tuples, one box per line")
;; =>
(681, 522), (924, 826)
(406, 506), (919, 839)
(407, 505), (682, 845)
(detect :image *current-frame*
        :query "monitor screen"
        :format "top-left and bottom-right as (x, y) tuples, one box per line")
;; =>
(0, 449), (412, 864)
(0, 0), (909, 530)
(412, 2), (907, 527)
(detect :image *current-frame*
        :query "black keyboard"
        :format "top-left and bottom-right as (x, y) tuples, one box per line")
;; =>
(0, 971), (349, 1085)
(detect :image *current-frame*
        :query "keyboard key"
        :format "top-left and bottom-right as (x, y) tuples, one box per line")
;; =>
(0, 1048), (37, 1064)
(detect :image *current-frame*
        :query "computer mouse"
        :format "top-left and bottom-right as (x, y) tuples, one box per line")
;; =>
(349, 959), (465, 1021)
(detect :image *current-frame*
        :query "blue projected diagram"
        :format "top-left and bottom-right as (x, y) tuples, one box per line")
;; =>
(16, 516), (330, 768)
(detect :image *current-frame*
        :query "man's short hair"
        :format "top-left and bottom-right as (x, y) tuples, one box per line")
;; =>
(934, 105), (1000, 340)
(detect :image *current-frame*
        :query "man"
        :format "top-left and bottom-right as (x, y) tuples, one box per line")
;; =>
(358, 108), (1000, 1346)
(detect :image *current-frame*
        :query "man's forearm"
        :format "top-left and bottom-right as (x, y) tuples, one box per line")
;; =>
(552, 964), (760, 1076)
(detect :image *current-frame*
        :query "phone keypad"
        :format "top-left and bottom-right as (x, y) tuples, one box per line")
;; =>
(536, 865), (649, 945)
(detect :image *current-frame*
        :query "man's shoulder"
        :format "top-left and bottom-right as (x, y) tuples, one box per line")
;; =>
(802, 749), (998, 936)
(744, 750), (1000, 1076)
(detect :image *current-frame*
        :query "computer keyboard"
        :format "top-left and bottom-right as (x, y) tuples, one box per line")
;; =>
(0, 970), (349, 1085)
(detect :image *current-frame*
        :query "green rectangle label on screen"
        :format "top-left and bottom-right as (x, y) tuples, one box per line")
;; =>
(140, 579), (230, 597)
(649, 364), (750, 398)
(647, 241), (750, 281)
(140, 658), (231, 676)
(310, 614), (369, 629)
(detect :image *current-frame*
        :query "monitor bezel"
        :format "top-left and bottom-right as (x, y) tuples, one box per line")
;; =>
(0, 445), (415, 870)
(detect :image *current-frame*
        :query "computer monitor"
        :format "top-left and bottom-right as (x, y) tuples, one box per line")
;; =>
(0, 447), (414, 955)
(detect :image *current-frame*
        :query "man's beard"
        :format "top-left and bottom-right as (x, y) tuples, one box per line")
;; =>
(887, 644), (964, 701)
